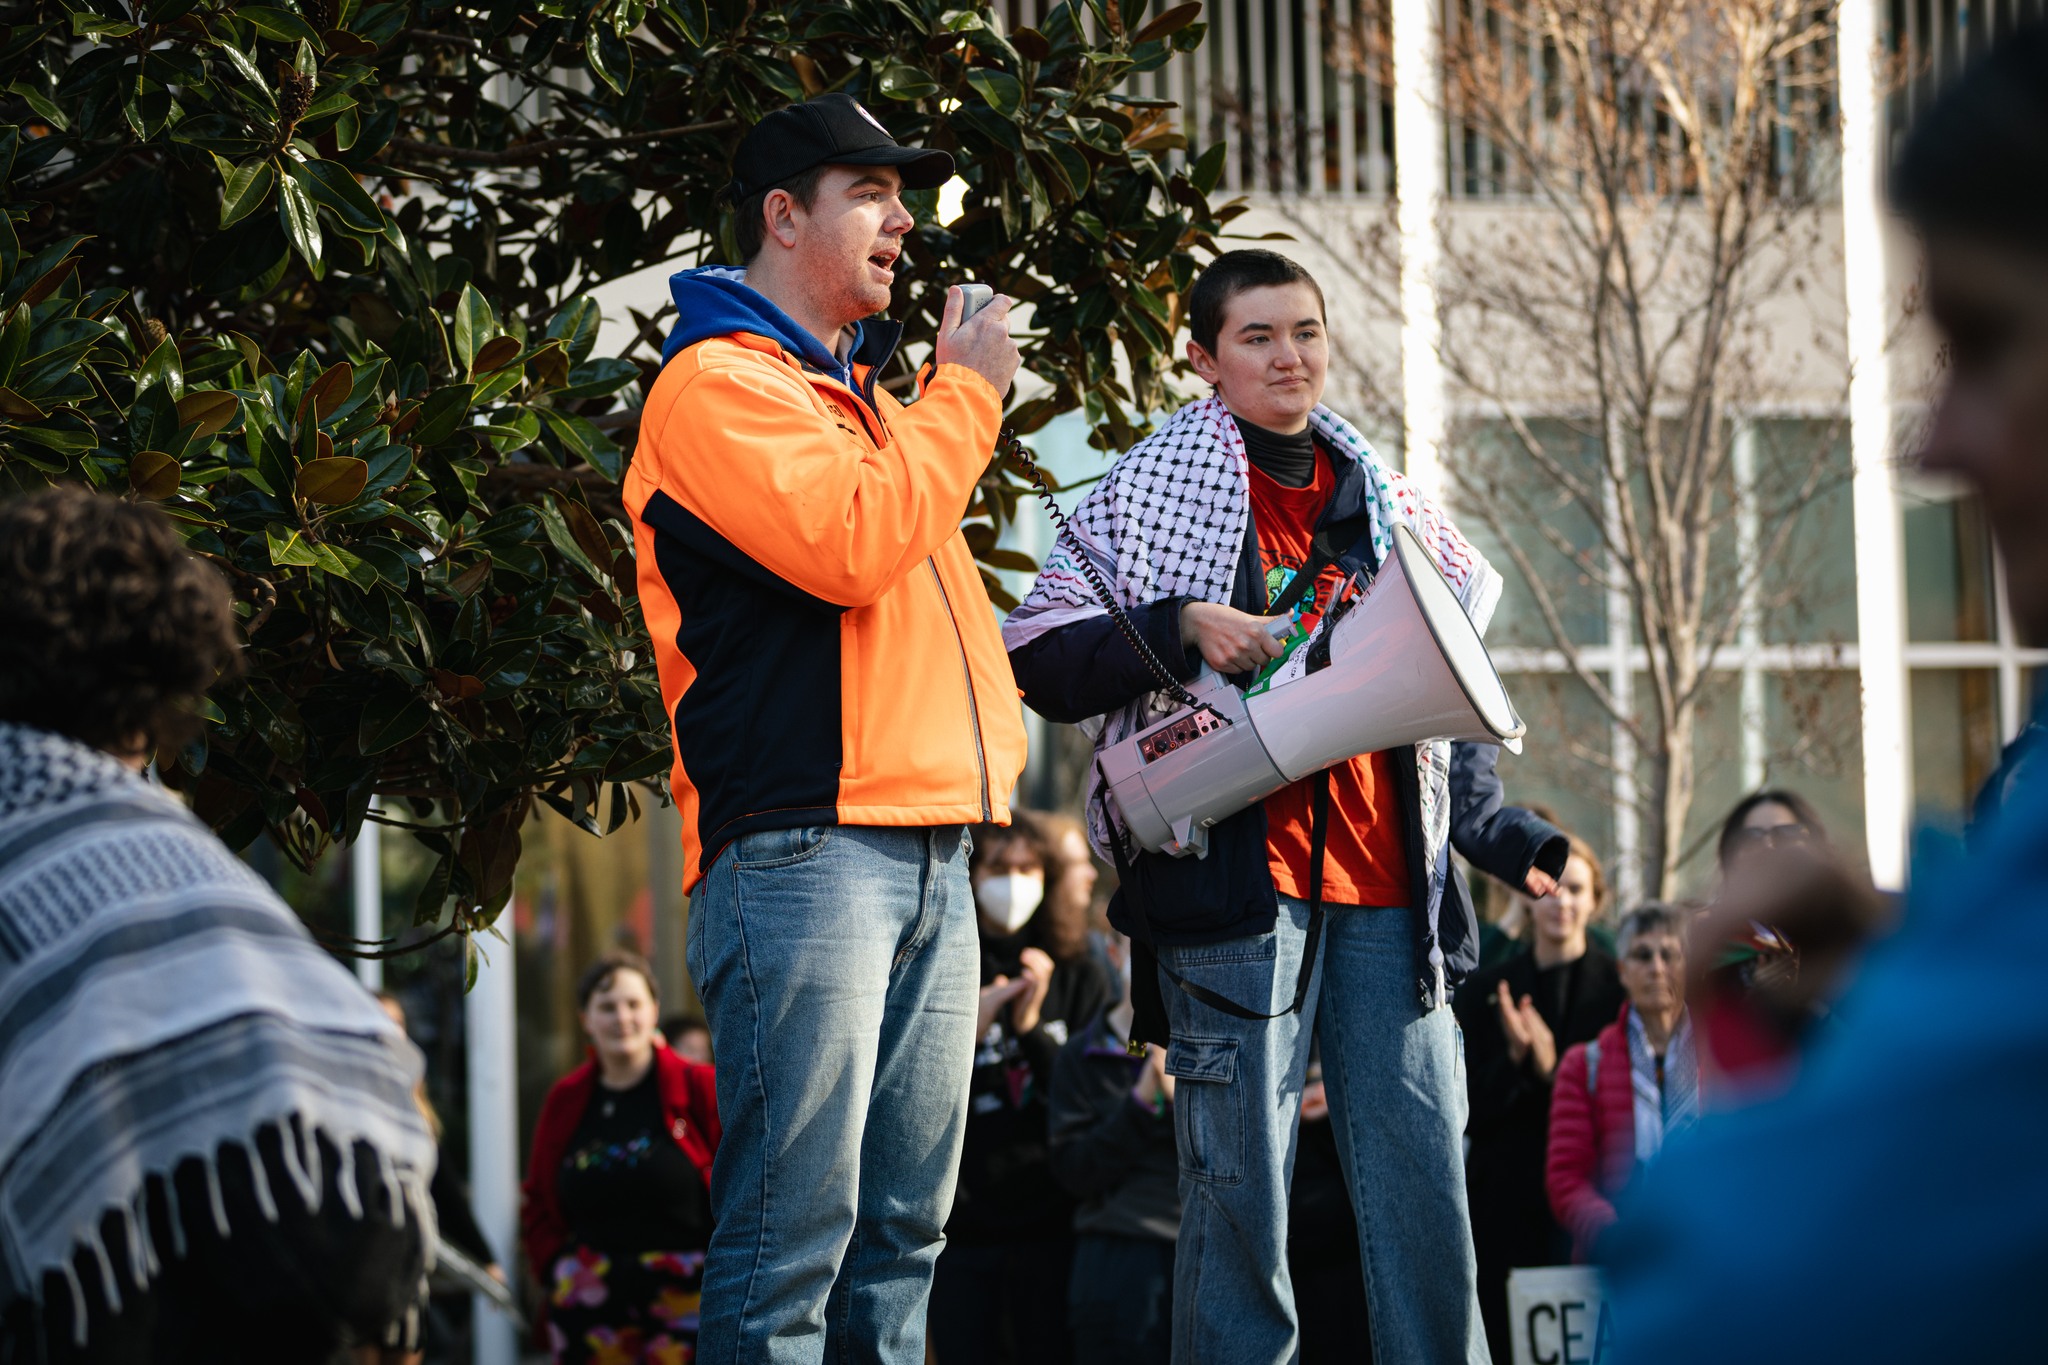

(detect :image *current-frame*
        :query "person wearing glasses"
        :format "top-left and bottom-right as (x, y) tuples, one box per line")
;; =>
(1543, 904), (1698, 1262)
(1715, 790), (1826, 876)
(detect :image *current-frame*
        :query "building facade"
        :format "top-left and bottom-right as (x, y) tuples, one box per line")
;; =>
(1004, 0), (2048, 896)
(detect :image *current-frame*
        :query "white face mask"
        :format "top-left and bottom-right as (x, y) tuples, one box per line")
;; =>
(975, 871), (1044, 933)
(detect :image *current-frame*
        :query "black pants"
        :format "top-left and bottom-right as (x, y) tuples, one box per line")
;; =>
(928, 1237), (1074, 1365)
(2, 1125), (426, 1365)
(1068, 1233), (1173, 1365)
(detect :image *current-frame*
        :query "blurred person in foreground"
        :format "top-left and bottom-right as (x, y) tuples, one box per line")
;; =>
(1047, 931), (1180, 1365)
(623, 93), (1027, 1364)
(1604, 26), (2048, 1361)
(1454, 835), (1624, 1360)
(1545, 904), (1697, 1264)
(521, 951), (719, 1364)
(932, 816), (1113, 1364)
(0, 488), (436, 1364)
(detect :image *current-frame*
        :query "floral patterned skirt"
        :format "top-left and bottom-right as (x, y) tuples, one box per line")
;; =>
(548, 1246), (705, 1364)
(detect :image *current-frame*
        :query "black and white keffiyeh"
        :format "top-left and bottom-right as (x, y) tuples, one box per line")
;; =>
(0, 722), (437, 1342)
(1004, 396), (1502, 979)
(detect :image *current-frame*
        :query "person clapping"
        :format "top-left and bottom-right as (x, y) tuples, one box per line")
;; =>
(931, 817), (1113, 1364)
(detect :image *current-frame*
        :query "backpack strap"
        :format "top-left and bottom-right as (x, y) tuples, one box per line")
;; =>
(1584, 1039), (1601, 1095)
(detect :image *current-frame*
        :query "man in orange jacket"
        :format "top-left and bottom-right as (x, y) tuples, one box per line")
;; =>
(622, 94), (1029, 1365)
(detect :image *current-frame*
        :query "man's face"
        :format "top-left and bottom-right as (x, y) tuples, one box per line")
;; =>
(776, 164), (913, 330)
(1186, 281), (1328, 433)
(1917, 235), (2048, 644)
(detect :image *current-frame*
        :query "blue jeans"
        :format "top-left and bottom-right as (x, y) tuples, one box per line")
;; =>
(685, 824), (979, 1365)
(1156, 895), (1487, 1365)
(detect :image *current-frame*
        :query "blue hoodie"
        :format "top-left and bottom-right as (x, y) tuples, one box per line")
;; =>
(660, 265), (862, 389)
(1602, 756), (2048, 1363)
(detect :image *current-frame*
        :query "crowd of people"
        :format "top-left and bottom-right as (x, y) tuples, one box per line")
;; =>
(485, 784), (1832, 1365)
(3, 24), (2046, 1365)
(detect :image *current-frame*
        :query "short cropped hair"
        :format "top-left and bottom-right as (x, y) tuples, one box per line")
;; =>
(732, 164), (830, 264)
(1892, 23), (2048, 251)
(575, 948), (660, 1009)
(1615, 902), (1687, 960)
(1187, 249), (1327, 353)
(0, 486), (241, 753)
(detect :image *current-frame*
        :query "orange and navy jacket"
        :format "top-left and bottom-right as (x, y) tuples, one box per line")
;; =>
(625, 266), (1028, 890)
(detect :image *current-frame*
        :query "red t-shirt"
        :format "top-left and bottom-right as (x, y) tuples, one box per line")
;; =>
(1247, 447), (1411, 907)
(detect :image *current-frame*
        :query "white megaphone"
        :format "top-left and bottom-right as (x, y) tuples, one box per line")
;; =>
(1099, 522), (1526, 857)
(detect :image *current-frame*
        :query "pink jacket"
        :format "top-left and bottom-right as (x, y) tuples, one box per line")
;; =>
(1546, 1005), (1638, 1261)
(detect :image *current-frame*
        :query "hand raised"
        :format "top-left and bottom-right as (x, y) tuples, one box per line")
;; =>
(1495, 979), (1531, 1065)
(934, 284), (1021, 399)
(1010, 946), (1055, 1035)
(977, 974), (1029, 1037)
(1521, 998), (1558, 1079)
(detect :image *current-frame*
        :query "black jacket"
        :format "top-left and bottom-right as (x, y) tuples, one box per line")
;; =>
(947, 937), (1115, 1244)
(1006, 452), (1567, 1008)
(1047, 1012), (1181, 1243)
(1452, 946), (1626, 1267)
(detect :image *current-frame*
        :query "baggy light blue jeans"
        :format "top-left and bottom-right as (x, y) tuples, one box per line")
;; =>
(685, 824), (979, 1365)
(1155, 894), (1489, 1365)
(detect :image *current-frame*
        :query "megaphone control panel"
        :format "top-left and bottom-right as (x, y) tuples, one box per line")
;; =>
(1138, 706), (1229, 764)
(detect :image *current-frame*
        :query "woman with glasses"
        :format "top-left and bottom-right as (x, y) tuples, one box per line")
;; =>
(1716, 790), (1827, 875)
(1545, 903), (1700, 1262)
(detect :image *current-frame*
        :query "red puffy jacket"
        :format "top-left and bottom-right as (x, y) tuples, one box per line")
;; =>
(1545, 1005), (1637, 1262)
(520, 1043), (721, 1283)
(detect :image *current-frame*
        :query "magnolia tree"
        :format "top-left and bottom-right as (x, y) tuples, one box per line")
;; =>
(0, 0), (1228, 952)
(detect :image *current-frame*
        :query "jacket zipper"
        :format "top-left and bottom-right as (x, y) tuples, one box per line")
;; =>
(926, 558), (992, 821)
(797, 344), (989, 819)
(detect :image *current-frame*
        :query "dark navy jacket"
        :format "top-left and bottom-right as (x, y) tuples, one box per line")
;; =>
(1007, 450), (1566, 1005)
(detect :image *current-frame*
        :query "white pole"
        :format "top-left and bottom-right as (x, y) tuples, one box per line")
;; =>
(1839, 0), (1911, 888)
(467, 922), (521, 1365)
(1605, 410), (1641, 908)
(1392, 0), (1447, 494)
(350, 816), (382, 991)
(1733, 419), (1768, 793)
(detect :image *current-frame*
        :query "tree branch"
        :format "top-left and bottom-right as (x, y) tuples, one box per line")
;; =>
(385, 119), (738, 166)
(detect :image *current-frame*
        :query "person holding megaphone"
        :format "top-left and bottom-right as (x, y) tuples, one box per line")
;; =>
(1004, 250), (1566, 1365)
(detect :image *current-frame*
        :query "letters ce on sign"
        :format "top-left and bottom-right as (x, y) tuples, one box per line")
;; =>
(1507, 1266), (1612, 1365)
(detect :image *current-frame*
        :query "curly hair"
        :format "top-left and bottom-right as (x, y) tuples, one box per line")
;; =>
(0, 486), (242, 754)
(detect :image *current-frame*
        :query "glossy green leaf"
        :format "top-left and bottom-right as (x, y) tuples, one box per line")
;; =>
(875, 64), (941, 101)
(358, 693), (433, 754)
(213, 155), (277, 228)
(452, 285), (493, 374)
(238, 6), (324, 46)
(277, 170), (321, 267)
(966, 70), (1023, 118)
(296, 159), (383, 233)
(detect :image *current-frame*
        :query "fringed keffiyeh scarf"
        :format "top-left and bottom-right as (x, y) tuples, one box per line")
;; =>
(0, 722), (438, 1342)
(1004, 396), (1502, 993)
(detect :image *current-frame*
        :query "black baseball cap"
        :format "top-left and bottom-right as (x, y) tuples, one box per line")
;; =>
(726, 93), (955, 200)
